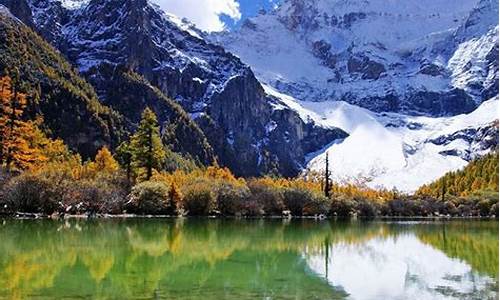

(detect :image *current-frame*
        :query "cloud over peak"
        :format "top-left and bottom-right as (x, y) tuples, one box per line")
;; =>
(152, 0), (241, 32)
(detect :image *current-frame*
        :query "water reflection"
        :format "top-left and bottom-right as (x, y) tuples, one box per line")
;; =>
(0, 219), (497, 300)
(306, 234), (496, 300)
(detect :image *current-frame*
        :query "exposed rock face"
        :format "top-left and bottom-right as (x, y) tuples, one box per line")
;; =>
(28, 0), (70, 45)
(347, 94), (400, 113)
(430, 121), (498, 161)
(0, 12), (125, 158)
(418, 64), (446, 77)
(0, 0), (73, 45)
(209, 0), (498, 190)
(449, 16), (499, 105)
(406, 89), (476, 116)
(86, 64), (217, 165)
(1, 0), (496, 186)
(200, 69), (346, 176)
(0, 0), (33, 26)
(213, 0), (498, 117)
(2, 0), (345, 176)
(347, 55), (386, 80)
(312, 40), (336, 68)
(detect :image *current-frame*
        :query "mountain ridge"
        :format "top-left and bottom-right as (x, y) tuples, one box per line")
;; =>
(0, 0), (497, 188)
(0, 0), (347, 177)
(0, 8), (125, 157)
(212, 0), (499, 190)
(0, 4), (215, 165)
(212, 0), (498, 116)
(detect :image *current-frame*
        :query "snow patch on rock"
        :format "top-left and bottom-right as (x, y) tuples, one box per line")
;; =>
(302, 98), (498, 192)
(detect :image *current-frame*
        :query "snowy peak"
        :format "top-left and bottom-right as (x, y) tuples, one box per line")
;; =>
(212, 0), (498, 190)
(305, 97), (498, 192)
(276, 0), (477, 49)
(455, 0), (499, 41)
(1, 0), (496, 188)
(449, 26), (499, 100)
(57, 0), (89, 10)
(213, 0), (497, 117)
(63, 0), (246, 86)
(6, 0), (344, 177)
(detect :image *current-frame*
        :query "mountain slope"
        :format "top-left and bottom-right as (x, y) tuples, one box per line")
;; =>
(12, 0), (346, 177)
(0, 7), (125, 157)
(213, 0), (498, 116)
(417, 150), (498, 196)
(0, 0), (33, 26)
(305, 97), (498, 191)
(0, 4), (217, 166)
(212, 0), (499, 190)
(1, 0), (496, 187)
(86, 64), (216, 165)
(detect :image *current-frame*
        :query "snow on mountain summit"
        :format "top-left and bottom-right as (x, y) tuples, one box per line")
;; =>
(276, 0), (476, 48)
(5, 0), (345, 177)
(305, 97), (498, 192)
(212, 0), (497, 116)
(213, 0), (499, 190)
(58, 0), (89, 10)
(1, 0), (496, 189)
(265, 79), (498, 191)
(50, 0), (498, 190)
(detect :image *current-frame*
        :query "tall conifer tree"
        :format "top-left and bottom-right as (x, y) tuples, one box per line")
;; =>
(324, 152), (331, 198)
(130, 108), (166, 180)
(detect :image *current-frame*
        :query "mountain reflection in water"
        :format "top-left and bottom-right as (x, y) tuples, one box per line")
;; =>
(0, 219), (497, 300)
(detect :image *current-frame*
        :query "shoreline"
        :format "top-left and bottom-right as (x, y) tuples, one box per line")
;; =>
(2, 212), (498, 221)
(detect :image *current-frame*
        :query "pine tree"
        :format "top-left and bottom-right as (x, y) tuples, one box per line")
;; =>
(116, 141), (133, 182)
(130, 108), (166, 180)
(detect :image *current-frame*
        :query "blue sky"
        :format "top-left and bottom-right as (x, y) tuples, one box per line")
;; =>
(153, 0), (283, 32)
(221, 0), (282, 29)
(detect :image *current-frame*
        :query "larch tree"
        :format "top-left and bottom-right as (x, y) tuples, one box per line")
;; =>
(0, 75), (37, 171)
(0, 75), (11, 166)
(93, 146), (119, 174)
(441, 177), (446, 202)
(168, 182), (183, 214)
(130, 108), (166, 180)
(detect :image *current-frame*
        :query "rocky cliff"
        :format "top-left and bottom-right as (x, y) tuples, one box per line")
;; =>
(1, 0), (346, 176)
(213, 0), (498, 117)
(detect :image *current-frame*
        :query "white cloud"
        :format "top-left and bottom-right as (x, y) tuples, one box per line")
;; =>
(152, 0), (241, 32)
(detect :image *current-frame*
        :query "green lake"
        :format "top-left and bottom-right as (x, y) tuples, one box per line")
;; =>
(0, 219), (497, 300)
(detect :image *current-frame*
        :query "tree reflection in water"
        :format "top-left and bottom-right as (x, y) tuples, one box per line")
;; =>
(0, 219), (497, 300)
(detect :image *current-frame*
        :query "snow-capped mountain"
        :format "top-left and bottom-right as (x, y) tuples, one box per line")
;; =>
(213, 0), (498, 116)
(0, 0), (346, 177)
(304, 97), (498, 191)
(0, 0), (497, 189)
(212, 0), (498, 190)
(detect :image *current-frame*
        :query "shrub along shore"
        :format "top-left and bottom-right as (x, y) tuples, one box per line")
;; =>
(0, 76), (497, 219)
(1, 161), (498, 219)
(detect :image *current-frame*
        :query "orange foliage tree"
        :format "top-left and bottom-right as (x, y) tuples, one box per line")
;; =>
(0, 75), (37, 171)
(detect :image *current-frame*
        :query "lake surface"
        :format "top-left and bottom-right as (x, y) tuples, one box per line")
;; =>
(0, 219), (497, 300)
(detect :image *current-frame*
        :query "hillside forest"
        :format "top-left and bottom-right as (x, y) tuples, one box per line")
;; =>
(0, 74), (497, 218)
